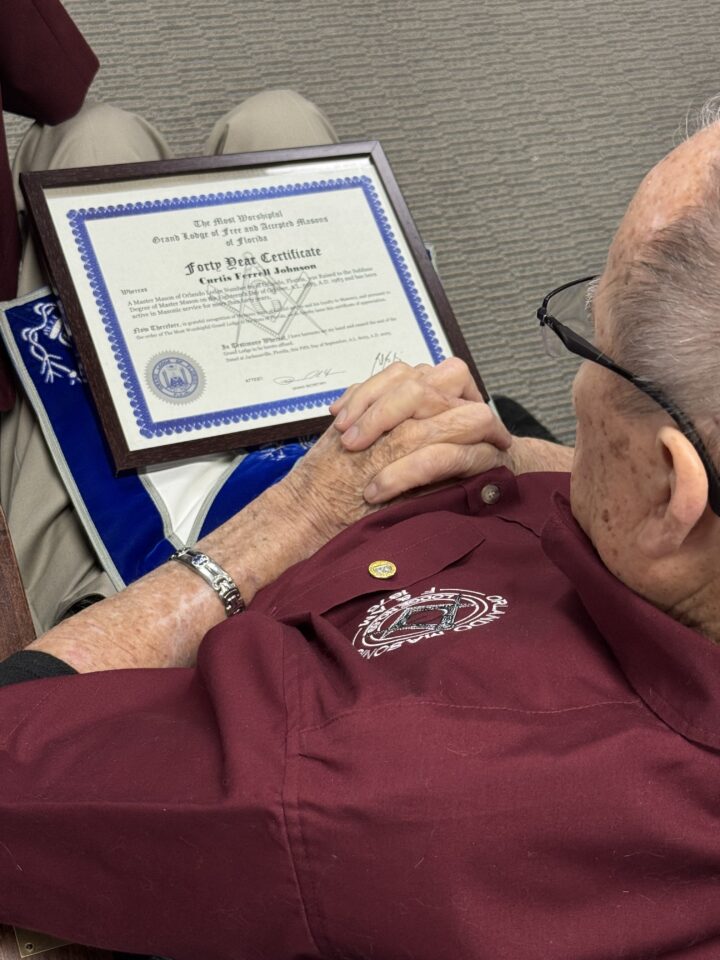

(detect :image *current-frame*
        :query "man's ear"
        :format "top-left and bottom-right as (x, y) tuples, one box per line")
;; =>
(636, 425), (709, 559)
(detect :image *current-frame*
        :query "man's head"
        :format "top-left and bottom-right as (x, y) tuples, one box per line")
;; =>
(570, 119), (720, 632)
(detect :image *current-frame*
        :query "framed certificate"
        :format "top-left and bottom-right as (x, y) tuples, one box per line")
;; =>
(22, 142), (486, 470)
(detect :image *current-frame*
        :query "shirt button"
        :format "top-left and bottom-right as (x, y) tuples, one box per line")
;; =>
(480, 483), (501, 505)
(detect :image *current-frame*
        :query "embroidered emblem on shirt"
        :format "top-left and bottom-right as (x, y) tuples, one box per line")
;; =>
(353, 587), (508, 658)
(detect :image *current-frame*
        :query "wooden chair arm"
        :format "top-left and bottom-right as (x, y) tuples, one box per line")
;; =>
(0, 923), (111, 959)
(0, 503), (35, 657)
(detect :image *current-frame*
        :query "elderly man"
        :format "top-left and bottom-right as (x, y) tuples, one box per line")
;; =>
(0, 109), (719, 960)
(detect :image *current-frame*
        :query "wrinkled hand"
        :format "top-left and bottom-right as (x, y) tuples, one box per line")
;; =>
(280, 358), (513, 548)
(330, 358), (512, 501)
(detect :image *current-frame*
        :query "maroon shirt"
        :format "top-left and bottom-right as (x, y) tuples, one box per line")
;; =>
(1, 468), (720, 959)
(0, 0), (98, 408)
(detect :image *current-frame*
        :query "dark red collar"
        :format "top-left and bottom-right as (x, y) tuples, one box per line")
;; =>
(543, 495), (720, 749)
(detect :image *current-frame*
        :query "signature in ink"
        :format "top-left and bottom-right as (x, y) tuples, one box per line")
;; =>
(370, 351), (403, 376)
(274, 368), (346, 386)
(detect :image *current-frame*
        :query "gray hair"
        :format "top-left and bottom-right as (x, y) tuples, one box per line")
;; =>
(687, 95), (720, 139)
(608, 167), (720, 468)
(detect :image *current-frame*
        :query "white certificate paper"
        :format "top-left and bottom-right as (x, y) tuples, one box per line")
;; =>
(36, 150), (463, 464)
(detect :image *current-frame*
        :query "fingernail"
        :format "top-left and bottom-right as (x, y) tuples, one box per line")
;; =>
(343, 425), (359, 444)
(365, 482), (378, 501)
(334, 408), (348, 427)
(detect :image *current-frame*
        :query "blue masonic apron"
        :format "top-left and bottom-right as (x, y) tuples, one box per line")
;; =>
(0, 288), (312, 589)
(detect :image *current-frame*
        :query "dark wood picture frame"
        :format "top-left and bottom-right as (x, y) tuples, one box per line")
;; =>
(21, 142), (486, 471)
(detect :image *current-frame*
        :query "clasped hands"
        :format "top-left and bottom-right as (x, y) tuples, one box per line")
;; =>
(283, 357), (515, 546)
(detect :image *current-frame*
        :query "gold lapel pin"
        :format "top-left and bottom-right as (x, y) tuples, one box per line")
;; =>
(368, 560), (397, 579)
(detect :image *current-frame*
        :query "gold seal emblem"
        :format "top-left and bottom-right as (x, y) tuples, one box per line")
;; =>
(368, 560), (397, 579)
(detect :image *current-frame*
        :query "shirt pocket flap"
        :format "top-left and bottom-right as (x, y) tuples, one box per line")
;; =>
(273, 512), (486, 618)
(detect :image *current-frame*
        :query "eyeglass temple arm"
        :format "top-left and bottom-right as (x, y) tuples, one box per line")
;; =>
(537, 312), (720, 516)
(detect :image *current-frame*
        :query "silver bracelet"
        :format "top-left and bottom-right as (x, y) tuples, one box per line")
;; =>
(169, 548), (246, 617)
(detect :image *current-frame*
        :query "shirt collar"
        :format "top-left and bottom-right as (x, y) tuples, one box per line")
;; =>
(542, 494), (720, 749)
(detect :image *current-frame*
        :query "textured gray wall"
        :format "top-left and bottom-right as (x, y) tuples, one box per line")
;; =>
(7, 0), (720, 442)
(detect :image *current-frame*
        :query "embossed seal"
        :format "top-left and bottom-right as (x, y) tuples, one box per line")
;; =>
(147, 352), (205, 404)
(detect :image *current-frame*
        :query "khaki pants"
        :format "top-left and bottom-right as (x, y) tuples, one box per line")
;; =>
(2, 91), (338, 633)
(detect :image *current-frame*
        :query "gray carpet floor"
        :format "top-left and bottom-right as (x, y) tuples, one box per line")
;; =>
(7, 0), (720, 443)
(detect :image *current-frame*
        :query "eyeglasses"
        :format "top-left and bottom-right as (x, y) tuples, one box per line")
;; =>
(537, 275), (720, 516)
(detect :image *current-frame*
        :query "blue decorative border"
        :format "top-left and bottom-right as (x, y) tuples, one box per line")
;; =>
(67, 176), (445, 440)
